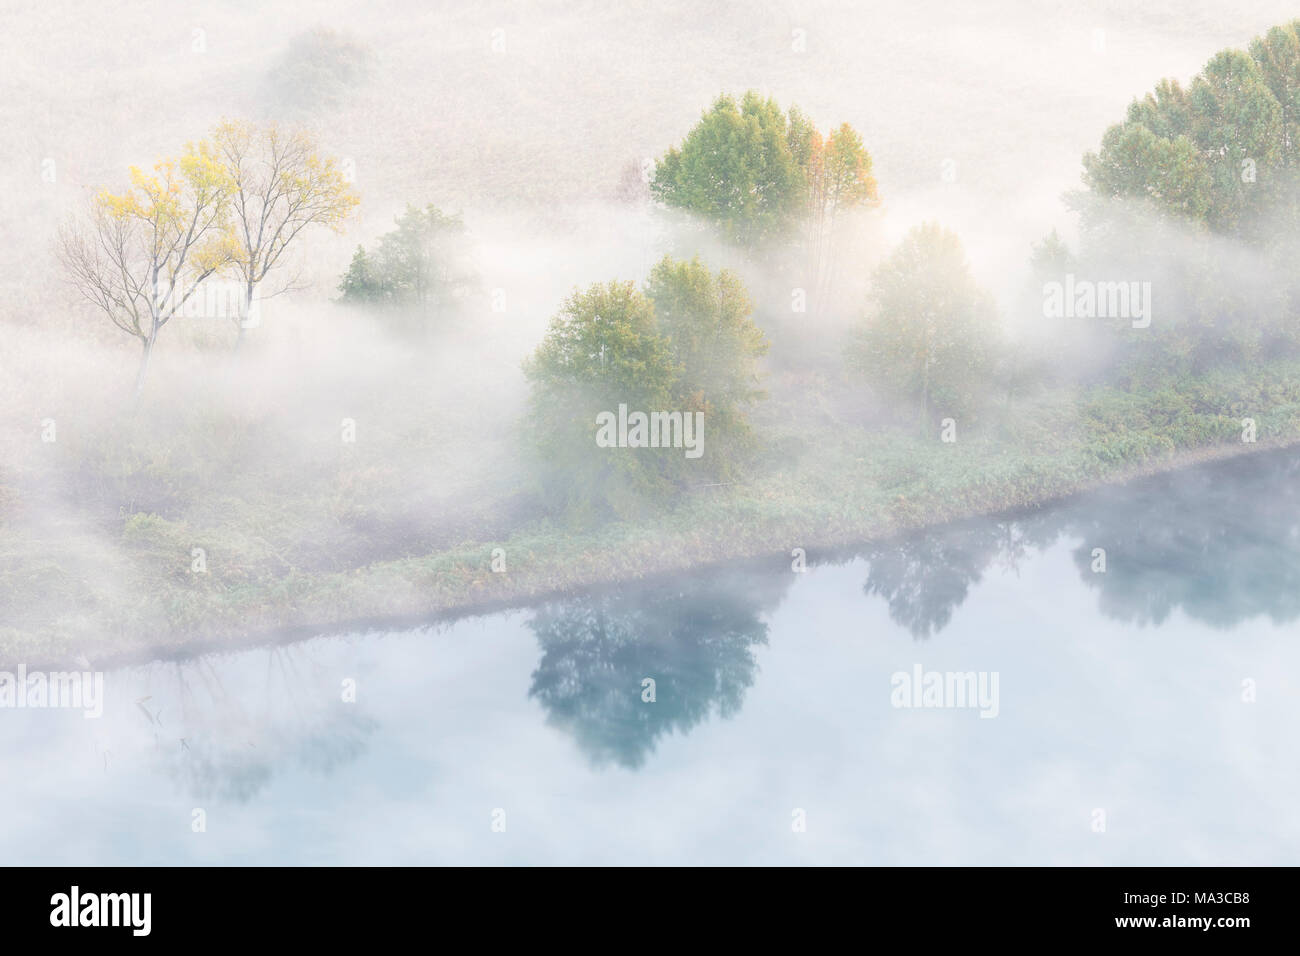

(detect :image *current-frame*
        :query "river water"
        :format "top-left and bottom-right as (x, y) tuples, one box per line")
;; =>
(3, 449), (1297, 865)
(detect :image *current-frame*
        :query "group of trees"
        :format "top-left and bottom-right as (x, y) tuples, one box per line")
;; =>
(61, 22), (1300, 518)
(651, 92), (879, 312)
(643, 90), (1004, 426)
(523, 256), (768, 519)
(60, 120), (358, 392)
(1061, 19), (1300, 371)
(651, 91), (879, 247)
(523, 92), (1004, 514)
(337, 203), (474, 328)
(1080, 20), (1300, 241)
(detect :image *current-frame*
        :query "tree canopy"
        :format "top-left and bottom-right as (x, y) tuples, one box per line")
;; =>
(1080, 21), (1300, 241)
(524, 258), (768, 517)
(651, 91), (878, 247)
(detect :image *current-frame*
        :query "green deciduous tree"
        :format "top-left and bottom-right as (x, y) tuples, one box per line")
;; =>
(854, 223), (1000, 428)
(651, 92), (806, 246)
(524, 259), (769, 518)
(644, 255), (768, 463)
(523, 280), (679, 518)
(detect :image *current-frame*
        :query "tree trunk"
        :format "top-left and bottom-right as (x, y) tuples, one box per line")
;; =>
(233, 281), (256, 353)
(134, 333), (155, 398)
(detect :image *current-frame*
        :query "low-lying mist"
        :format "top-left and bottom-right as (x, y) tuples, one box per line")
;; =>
(5, 1), (1300, 666)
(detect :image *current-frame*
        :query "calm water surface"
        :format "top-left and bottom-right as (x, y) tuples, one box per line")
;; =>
(3, 450), (1298, 865)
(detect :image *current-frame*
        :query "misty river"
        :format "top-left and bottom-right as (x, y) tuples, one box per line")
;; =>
(3, 448), (1297, 865)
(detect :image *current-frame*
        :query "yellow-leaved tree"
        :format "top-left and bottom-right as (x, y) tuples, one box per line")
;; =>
(787, 111), (880, 312)
(59, 141), (238, 395)
(212, 120), (359, 348)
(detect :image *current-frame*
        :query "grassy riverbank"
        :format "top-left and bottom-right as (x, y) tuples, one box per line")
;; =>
(4, 356), (1300, 670)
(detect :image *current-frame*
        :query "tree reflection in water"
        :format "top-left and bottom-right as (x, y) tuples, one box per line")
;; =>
(859, 518), (1032, 638)
(1060, 448), (1300, 628)
(124, 450), (1298, 787)
(525, 449), (1300, 767)
(860, 447), (1300, 638)
(138, 645), (376, 803)
(527, 569), (790, 769)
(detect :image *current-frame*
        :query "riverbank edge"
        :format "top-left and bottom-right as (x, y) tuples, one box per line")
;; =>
(12, 429), (1298, 673)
